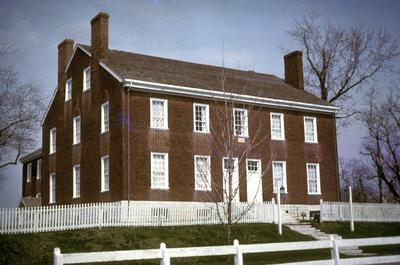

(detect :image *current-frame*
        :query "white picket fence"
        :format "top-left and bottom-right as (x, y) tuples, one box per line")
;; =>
(0, 201), (276, 234)
(321, 201), (400, 222)
(54, 236), (400, 265)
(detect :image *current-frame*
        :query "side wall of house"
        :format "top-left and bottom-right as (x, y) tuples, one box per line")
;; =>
(22, 157), (42, 198)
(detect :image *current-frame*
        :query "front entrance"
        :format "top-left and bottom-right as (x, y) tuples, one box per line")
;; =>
(246, 159), (263, 203)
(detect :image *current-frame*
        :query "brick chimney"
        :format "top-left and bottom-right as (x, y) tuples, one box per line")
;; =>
(284, 51), (304, 90)
(91, 12), (109, 59)
(57, 39), (74, 98)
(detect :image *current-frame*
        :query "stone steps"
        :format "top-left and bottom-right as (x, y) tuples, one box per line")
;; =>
(287, 223), (368, 256)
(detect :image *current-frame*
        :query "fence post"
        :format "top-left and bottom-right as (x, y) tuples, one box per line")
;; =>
(271, 198), (276, 223)
(349, 186), (354, 232)
(319, 199), (323, 223)
(160, 242), (170, 265)
(330, 235), (340, 265)
(98, 205), (103, 229)
(53, 247), (63, 265)
(277, 191), (282, 235)
(233, 239), (243, 265)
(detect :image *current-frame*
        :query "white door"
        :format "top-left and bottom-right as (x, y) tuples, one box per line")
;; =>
(246, 159), (263, 203)
(222, 157), (239, 202)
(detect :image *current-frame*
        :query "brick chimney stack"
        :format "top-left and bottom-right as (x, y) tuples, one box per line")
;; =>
(284, 51), (304, 90)
(91, 12), (109, 59)
(57, 39), (74, 98)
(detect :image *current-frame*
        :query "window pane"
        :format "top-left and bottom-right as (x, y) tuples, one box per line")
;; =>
(195, 156), (210, 190)
(273, 162), (286, 193)
(234, 109), (247, 136)
(84, 68), (91, 90)
(247, 161), (258, 172)
(305, 118), (315, 142)
(195, 105), (208, 132)
(102, 103), (109, 132)
(74, 165), (80, 197)
(152, 154), (166, 188)
(271, 114), (282, 139)
(308, 164), (318, 193)
(152, 101), (165, 128)
(37, 159), (41, 179)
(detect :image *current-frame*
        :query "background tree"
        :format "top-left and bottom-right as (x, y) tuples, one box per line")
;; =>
(194, 68), (274, 244)
(288, 13), (399, 120)
(359, 87), (400, 202)
(0, 41), (45, 181)
(339, 159), (378, 202)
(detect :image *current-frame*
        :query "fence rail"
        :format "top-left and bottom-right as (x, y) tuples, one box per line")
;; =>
(0, 201), (275, 234)
(321, 201), (400, 222)
(54, 236), (400, 265)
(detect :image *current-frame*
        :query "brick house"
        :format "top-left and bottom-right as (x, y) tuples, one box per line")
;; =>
(26, 12), (340, 206)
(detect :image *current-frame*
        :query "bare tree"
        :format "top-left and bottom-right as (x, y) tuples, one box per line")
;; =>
(194, 68), (274, 243)
(359, 87), (400, 202)
(0, 41), (45, 181)
(288, 13), (399, 120)
(339, 159), (378, 202)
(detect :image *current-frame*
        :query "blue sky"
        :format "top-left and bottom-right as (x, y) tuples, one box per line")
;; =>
(0, 0), (399, 207)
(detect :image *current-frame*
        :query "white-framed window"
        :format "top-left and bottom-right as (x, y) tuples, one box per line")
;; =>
(233, 108), (248, 137)
(151, 152), (169, 189)
(304, 117), (318, 143)
(101, 102), (109, 133)
(270, 113), (285, 140)
(50, 128), (56, 154)
(307, 163), (321, 194)
(194, 155), (211, 191)
(73, 164), (80, 198)
(272, 161), (287, 193)
(37, 159), (41, 180)
(73, 116), (81, 145)
(49, 173), (56, 203)
(83, 67), (91, 91)
(101, 156), (109, 192)
(150, 98), (168, 129)
(65, 78), (72, 101)
(193, 103), (210, 133)
(27, 163), (32, 183)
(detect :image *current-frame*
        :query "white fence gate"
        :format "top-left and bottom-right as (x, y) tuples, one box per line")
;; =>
(54, 236), (400, 265)
(321, 201), (400, 222)
(0, 201), (276, 234)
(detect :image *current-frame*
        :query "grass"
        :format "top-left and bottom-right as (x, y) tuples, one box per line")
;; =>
(311, 221), (400, 256)
(2, 222), (399, 264)
(0, 223), (333, 265)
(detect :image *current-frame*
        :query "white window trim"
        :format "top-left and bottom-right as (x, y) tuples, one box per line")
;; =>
(37, 159), (41, 180)
(193, 103), (210, 133)
(150, 98), (168, 129)
(101, 155), (109, 192)
(83, 67), (91, 91)
(27, 163), (32, 183)
(233, 108), (249, 137)
(306, 163), (321, 195)
(150, 152), (169, 189)
(272, 161), (288, 193)
(50, 128), (56, 154)
(73, 164), (80, 198)
(65, 78), (72, 101)
(73, 116), (81, 145)
(49, 173), (56, 204)
(270, 113), (285, 140)
(194, 155), (212, 191)
(101, 101), (109, 133)
(304, 116), (318, 143)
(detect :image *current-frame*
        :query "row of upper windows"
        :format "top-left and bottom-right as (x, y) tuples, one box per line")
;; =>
(48, 155), (109, 204)
(150, 98), (318, 143)
(65, 67), (91, 101)
(26, 159), (41, 183)
(51, 97), (317, 154)
(47, 153), (320, 204)
(49, 102), (109, 154)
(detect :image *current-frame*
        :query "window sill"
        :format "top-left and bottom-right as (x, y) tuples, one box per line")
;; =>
(150, 127), (169, 131)
(72, 196), (80, 199)
(234, 135), (249, 138)
(305, 141), (319, 144)
(100, 190), (109, 193)
(271, 138), (285, 141)
(308, 193), (322, 195)
(151, 187), (169, 190)
(100, 130), (109, 135)
(194, 188), (212, 192)
(193, 130), (210, 134)
(83, 88), (90, 93)
(73, 142), (80, 146)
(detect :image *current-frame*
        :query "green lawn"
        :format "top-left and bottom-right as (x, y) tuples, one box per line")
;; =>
(0, 224), (332, 265)
(312, 222), (400, 256)
(2, 222), (399, 264)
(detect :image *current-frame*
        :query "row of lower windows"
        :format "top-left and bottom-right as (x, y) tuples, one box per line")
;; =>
(151, 98), (318, 142)
(48, 154), (320, 204)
